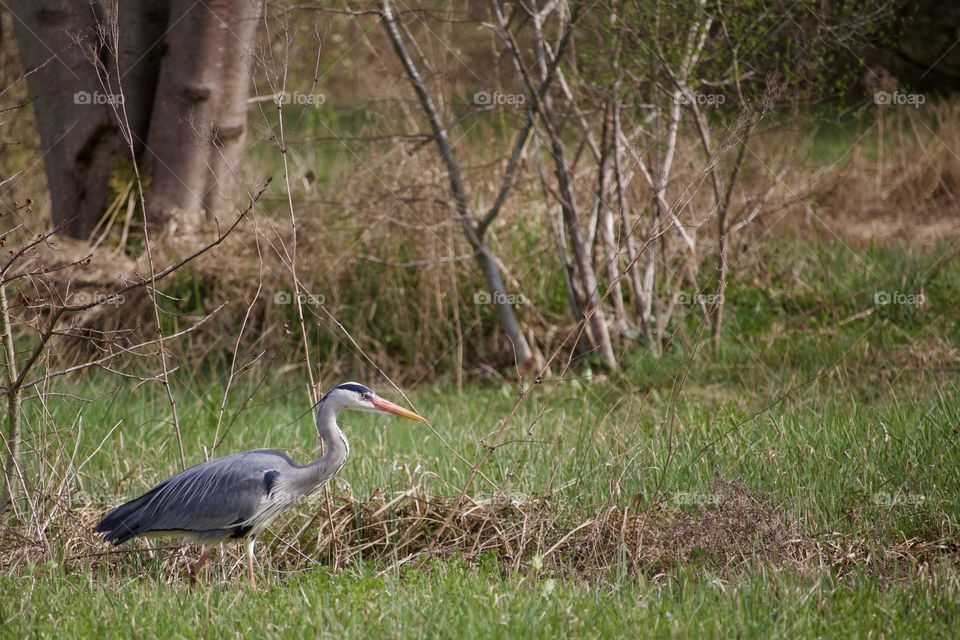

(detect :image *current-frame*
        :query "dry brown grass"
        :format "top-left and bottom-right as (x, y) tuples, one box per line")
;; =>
(5, 477), (953, 585)
(790, 102), (960, 245)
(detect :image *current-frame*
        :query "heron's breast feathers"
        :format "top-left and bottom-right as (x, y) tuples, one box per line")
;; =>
(245, 475), (308, 532)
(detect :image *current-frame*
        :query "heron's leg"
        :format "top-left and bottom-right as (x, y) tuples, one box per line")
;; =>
(245, 538), (257, 589)
(190, 545), (208, 585)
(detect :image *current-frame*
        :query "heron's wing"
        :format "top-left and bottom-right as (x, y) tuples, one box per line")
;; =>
(96, 450), (293, 543)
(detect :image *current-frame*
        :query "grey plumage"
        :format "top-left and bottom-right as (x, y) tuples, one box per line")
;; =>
(96, 450), (328, 544)
(95, 382), (427, 587)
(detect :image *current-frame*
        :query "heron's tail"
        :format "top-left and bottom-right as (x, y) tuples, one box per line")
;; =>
(95, 482), (166, 545)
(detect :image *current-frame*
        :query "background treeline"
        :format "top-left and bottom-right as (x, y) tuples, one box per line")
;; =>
(0, 0), (957, 384)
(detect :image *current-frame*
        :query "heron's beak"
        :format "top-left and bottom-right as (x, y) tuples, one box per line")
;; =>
(371, 396), (429, 423)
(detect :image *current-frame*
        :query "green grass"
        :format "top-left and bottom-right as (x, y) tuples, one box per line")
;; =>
(2, 238), (960, 637)
(3, 561), (959, 638)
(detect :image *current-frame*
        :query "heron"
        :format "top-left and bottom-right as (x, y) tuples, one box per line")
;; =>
(95, 382), (427, 588)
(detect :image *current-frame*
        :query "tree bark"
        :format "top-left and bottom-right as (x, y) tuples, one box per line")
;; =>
(612, 100), (650, 339)
(0, 281), (21, 515)
(596, 106), (626, 337)
(380, 0), (534, 370)
(512, 0), (617, 370)
(115, 0), (169, 159)
(549, 133), (618, 370)
(201, 1), (261, 217)
(146, 0), (262, 231)
(9, 0), (126, 238)
(10, 1), (258, 238)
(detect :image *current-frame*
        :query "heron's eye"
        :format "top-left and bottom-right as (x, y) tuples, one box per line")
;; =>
(361, 392), (373, 400)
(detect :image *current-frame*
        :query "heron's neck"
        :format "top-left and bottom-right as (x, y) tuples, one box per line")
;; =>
(313, 400), (350, 475)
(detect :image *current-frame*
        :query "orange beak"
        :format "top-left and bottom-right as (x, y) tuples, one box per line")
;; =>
(370, 396), (429, 423)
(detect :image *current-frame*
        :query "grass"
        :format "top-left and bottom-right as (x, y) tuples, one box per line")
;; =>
(1, 238), (959, 637)
(3, 561), (959, 638)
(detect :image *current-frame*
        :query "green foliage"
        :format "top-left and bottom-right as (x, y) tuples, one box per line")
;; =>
(574, 0), (897, 125)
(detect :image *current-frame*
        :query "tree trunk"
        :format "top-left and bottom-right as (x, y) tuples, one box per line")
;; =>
(518, 0), (617, 370)
(9, 0), (126, 238)
(596, 108), (626, 337)
(11, 1), (258, 239)
(0, 281), (21, 515)
(477, 248), (534, 367)
(115, 0), (169, 158)
(380, 0), (534, 370)
(612, 100), (650, 340)
(146, 0), (261, 231)
(550, 135), (618, 370)
(601, 202), (627, 337)
(200, 0), (262, 216)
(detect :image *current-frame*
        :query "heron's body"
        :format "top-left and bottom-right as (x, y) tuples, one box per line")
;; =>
(97, 448), (346, 545)
(95, 382), (424, 587)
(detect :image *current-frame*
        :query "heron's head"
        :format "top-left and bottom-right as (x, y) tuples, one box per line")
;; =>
(319, 382), (428, 423)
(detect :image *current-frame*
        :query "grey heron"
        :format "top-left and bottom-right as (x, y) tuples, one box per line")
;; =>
(95, 382), (427, 587)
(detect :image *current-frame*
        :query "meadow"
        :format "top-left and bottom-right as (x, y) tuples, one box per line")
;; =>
(2, 1), (959, 635)
(1, 238), (958, 638)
